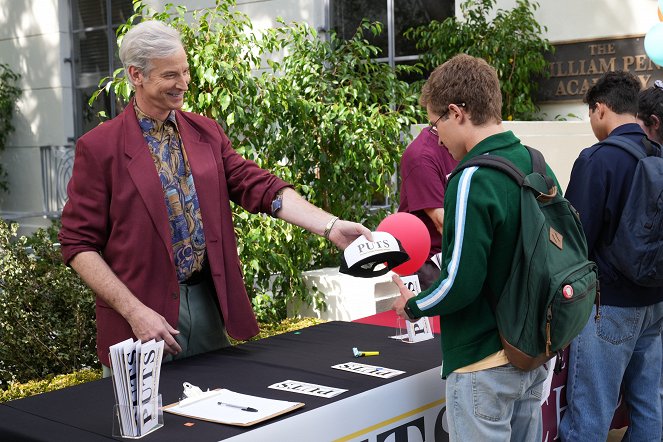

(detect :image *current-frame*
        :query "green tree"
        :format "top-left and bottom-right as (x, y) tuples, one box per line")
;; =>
(92, 0), (420, 321)
(406, 0), (553, 120)
(0, 63), (22, 192)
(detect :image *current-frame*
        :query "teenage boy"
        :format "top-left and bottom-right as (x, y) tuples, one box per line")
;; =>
(392, 53), (551, 441)
(559, 71), (663, 442)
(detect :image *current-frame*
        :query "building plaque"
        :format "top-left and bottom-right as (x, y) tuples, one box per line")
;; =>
(537, 35), (663, 102)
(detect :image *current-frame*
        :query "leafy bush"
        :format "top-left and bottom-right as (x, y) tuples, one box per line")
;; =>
(0, 318), (321, 402)
(0, 368), (101, 403)
(406, 0), (553, 120)
(0, 63), (22, 193)
(0, 220), (97, 387)
(94, 0), (420, 321)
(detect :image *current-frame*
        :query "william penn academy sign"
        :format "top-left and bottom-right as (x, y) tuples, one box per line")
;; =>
(538, 35), (663, 102)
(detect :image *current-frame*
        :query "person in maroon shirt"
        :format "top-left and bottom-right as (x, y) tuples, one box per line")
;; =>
(398, 128), (458, 289)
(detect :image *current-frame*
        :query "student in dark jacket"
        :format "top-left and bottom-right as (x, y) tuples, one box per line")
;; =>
(636, 78), (663, 442)
(560, 71), (663, 442)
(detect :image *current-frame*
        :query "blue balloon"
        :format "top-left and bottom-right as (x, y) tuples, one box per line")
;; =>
(660, 0), (663, 14)
(645, 22), (663, 67)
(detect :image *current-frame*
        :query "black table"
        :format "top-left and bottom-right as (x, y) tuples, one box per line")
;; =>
(0, 321), (447, 441)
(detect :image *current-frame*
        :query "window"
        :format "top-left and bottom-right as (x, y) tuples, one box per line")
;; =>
(331, 1), (453, 209)
(331, 0), (453, 70)
(69, 0), (133, 138)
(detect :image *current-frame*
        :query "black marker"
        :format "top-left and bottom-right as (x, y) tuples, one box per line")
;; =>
(217, 401), (258, 412)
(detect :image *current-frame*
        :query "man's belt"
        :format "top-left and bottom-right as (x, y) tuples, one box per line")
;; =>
(182, 263), (209, 286)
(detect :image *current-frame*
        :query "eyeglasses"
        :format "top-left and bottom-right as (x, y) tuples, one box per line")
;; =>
(428, 114), (444, 136)
(428, 103), (466, 136)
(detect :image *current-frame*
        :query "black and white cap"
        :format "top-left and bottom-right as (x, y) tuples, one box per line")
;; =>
(339, 231), (410, 278)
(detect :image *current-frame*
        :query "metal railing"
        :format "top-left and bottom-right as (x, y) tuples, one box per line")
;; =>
(40, 144), (74, 218)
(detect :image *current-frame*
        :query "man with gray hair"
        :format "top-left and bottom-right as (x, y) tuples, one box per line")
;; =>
(59, 20), (371, 374)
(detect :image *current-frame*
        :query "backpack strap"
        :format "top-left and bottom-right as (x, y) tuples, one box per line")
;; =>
(447, 146), (555, 192)
(598, 135), (649, 160)
(526, 146), (556, 191)
(447, 146), (561, 358)
(448, 154), (526, 185)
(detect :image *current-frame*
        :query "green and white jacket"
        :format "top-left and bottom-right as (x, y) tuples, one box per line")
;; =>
(405, 131), (560, 378)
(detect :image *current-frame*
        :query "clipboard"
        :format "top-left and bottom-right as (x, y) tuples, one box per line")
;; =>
(163, 388), (304, 427)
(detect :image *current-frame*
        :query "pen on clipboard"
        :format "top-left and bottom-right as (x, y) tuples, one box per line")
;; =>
(217, 401), (258, 412)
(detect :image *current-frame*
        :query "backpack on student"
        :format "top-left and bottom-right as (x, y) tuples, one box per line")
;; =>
(599, 135), (663, 287)
(448, 146), (599, 371)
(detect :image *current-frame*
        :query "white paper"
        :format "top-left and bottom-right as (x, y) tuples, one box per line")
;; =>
(540, 356), (557, 405)
(124, 341), (139, 436)
(268, 380), (347, 398)
(406, 317), (435, 343)
(108, 338), (163, 437)
(399, 274), (421, 294)
(389, 276), (434, 343)
(109, 338), (137, 437)
(331, 361), (405, 379)
(137, 339), (164, 434)
(165, 389), (303, 426)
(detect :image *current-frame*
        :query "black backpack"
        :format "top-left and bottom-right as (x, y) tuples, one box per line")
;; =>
(599, 135), (663, 287)
(448, 147), (599, 371)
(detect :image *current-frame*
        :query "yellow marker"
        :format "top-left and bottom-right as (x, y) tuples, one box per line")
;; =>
(362, 351), (380, 357)
(352, 347), (380, 357)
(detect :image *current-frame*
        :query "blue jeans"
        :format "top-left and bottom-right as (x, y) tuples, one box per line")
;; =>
(560, 303), (663, 442)
(446, 363), (547, 442)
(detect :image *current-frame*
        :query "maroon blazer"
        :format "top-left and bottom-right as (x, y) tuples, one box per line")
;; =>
(59, 103), (290, 366)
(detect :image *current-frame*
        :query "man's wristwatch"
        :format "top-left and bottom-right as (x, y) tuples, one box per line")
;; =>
(403, 301), (417, 320)
(271, 189), (284, 216)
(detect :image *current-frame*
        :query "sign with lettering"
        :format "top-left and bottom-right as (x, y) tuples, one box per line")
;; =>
(405, 316), (434, 343)
(268, 380), (347, 398)
(331, 361), (405, 379)
(538, 35), (662, 102)
(399, 275), (435, 343)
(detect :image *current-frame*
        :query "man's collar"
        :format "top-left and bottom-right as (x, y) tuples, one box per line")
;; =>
(608, 122), (646, 138)
(133, 100), (177, 133)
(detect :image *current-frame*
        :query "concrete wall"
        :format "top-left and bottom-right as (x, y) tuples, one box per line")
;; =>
(0, 0), (73, 232)
(415, 120), (594, 191)
(502, 121), (594, 191)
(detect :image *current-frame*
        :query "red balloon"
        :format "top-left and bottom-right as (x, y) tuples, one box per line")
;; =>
(377, 212), (430, 276)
